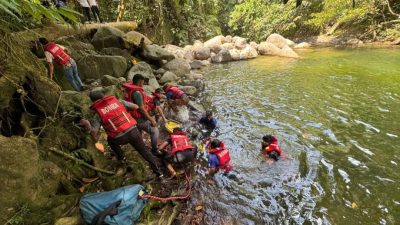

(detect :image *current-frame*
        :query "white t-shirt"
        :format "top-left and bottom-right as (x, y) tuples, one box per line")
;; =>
(77, 0), (90, 7)
(87, 0), (98, 6)
(44, 44), (66, 63)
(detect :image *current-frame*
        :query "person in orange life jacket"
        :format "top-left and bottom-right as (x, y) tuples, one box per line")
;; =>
(261, 135), (282, 161)
(80, 90), (164, 176)
(163, 84), (189, 110)
(39, 37), (85, 91)
(158, 128), (197, 177)
(122, 74), (162, 156)
(147, 88), (167, 122)
(207, 139), (233, 176)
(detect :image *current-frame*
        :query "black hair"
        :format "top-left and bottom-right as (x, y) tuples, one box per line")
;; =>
(89, 90), (104, 102)
(173, 127), (183, 133)
(210, 139), (221, 148)
(155, 88), (163, 93)
(38, 37), (49, 45)
(262, 135), (274, 144)
(132, 74), (145, 85)
(268, 151), (279, 161)
(206, 110), (213, 117)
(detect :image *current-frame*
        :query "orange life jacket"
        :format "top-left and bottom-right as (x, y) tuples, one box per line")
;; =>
(45, 42), (71, 65)
(209, 142), (231, 167)
(262, 137), (282, 156)
(122, 83), (151, 119)
(90, 96), (137, 138)
(170, 131), (193, 155)
(146, 92), (161, 113)
(164, 86), (185, 100)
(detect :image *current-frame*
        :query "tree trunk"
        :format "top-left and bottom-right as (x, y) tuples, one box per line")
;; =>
(117, 0), (126, 22)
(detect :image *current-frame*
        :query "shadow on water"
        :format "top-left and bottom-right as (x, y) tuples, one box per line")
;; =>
(188, 48), (400, 225)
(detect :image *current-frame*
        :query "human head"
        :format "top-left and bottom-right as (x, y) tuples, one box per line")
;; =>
(89, 90), (104, 102)
(173, 127), (183, 133)
(154, 88), (163, 94)
(163, 83), (171, 92)
(210, 139), (221, 148)
(132, 74), (145, 86)
(38, 37), (49, 45)
(206, 110), (213, 119)
(262, 135), (274, 145)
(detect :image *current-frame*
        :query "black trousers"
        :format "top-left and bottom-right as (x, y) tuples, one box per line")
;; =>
(91, 6), (102, 23)
(108, 127), (162, 175)
(82, 7), (91, 22)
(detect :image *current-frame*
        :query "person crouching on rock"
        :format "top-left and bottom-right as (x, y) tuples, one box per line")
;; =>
(199, 110), (217, 130)
(207, 139), (233, 176)
(80, 90), (164, 177)
(158, 128), (197, 177)
(163, 83), (190, 122)
(122, 74), (163, 157)
(147, 88), (167, 123)
(261, 135), (282, 162)
(39, 37), (85, 91)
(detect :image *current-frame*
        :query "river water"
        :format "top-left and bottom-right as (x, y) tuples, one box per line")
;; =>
(190, 48), (400, 225)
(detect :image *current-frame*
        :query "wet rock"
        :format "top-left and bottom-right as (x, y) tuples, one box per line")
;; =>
(193, 46), (211, 60)
(142, 44), (175, 62)
(159, 71), (179, 84)
(54, 216), (81, 225)
(179, 86), (197, 96)
(181, 79), (205, 91)
(191, 72), (204, 80)
(211, 49), (232, 63)
(239, 45), (258, 60)
(123, 31), (152, 46)
(91, 26), (126, 50)
(189, 60), (204, 69)
(229, 49), (241, 61)
(77, 54), (127, 80)
(294, 42), (311, 49)
(163, 59), (191, 77)
(102, 74), (122, 86)
(234, 37), (247, 49)
(266, 33), (287, 48)
(188, 101), (205, 112)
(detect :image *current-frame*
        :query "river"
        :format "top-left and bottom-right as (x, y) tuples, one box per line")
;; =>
(189, 48), (400, 225)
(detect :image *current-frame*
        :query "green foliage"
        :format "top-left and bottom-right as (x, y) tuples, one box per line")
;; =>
(0, 0), (80, 33)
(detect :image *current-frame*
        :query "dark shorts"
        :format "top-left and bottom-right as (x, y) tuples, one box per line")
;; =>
(166, 147), (197, 164)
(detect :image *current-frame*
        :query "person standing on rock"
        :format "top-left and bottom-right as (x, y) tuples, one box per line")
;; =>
(80, 90), (164, 177)
(77, 0), (91, 23)
(163, 84), (190, 122)
(122, 74), (163, 156)
(39, 37), (85, 91)
(87, 0), (102, 23)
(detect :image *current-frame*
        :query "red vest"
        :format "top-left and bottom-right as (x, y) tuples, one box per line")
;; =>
(170, 131), (193, 155)
(263, 137), (282, 156)
(122, 83), (151, 118)
(90, 96), (137, 138)
(209, 142), (231, 167)
(45, 43), (71, 65)
(165, 86), (184, 100)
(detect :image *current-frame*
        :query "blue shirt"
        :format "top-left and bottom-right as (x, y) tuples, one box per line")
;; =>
(208, 154), (220, 168)
(199, 117), (217, 130)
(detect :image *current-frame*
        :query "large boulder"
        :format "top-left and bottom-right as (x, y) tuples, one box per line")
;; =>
(126, 61), (159, 91)
(249, 41), (259, 50)
(204, 35), (225, 53)
(100, 47), (134, 61)
(183, 45), (194, 61)
(234, 37), (247, 49)
(123, 31), (152, 46)
(102, 74), (122, 86)
(221, 42), (235, 50)
(163, 59), (191, 77)
(91, 26), (126, 50)
(193, 40), (204, 48)
(179, 86), (198, 96)
(266, 33), (287, 48)
(258, 42), (299, 58)
(164, 44), (185, 59)
(211, 49), (232, 63)
(280, 45), (299, 58)
(224, 35), (233, 43)
(193, 46), (211, 60)
(286, 38), (295, 47)
(159, 71), (179, 84)
(239, 45), (258, 60)
(57, 36), (95, 51)
(142, 44), (175, 62)
(229, 49), (241, 61)
(189, 60), (205, 69)
(77, 54), (127, 80)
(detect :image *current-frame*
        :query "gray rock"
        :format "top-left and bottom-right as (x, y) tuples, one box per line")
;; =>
(179, 85), (198, 96)
(294, 42), (311, 49)
(91, 26), (126, 50)
(123, 31), (152, 46)
(127, 61), (155, 81)
(77, 54), (127, 80)
(159, 71), (179, 84)
(211, 49), (232, 63)
(180, 79), (205, 92)
(193, 46), (211, 60)
(234, 37), (247, 49)
(142, 44), (175, 61)
(192, 72), (204, 80)
(154, 68), (166, 75)
(54, 216), (80, 225)
(100, 47), (134, 61)
(189, 60), (204, 69)
(204, 35), (224, 53)
(163, 59), (191, 77)
(188, 100), (205, 112)
(102, 75), (121, 86)
(118, 77), (126, 83)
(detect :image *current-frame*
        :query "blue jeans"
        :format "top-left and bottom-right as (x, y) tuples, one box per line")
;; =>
(64, 58), (84, 91)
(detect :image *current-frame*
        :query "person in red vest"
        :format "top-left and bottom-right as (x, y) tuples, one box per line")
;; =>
(80, 90), (164, 177)
(261, 135), (282, 161)
(163, 84), (190, 122)
(39, 37), (85, 91)
(147, 88), (167, 123)
(158, 128), (197, 177)
(122, 74), (162, 156)
(207, 139), (233, 176)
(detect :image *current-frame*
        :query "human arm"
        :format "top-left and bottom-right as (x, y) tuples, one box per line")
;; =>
(48, 62), (54, 80)
(120, 100), (139, 111)
(133, 91), (157, 127)
(80, 115), (101, 141)
(156, 106), (167, 122)
(158, 140), (170, 152)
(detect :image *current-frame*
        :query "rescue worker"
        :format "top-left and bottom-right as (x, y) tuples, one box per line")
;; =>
(80, 90), (164, 177)
(199, 110), (217, 130)
(261, 135), (282, 161)
(122, 74), (162, 156)
(163, 84), (190, 122)
(158, 128), (197, 177)
(39, 37), (85, 91)
(147, 88), (167, 122)
(207, 139), (232, 176)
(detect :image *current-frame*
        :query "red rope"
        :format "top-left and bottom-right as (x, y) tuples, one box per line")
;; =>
(141, 171), (192, 201)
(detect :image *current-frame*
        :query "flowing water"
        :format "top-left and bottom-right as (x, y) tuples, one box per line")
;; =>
(190, 48), (400, 225)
